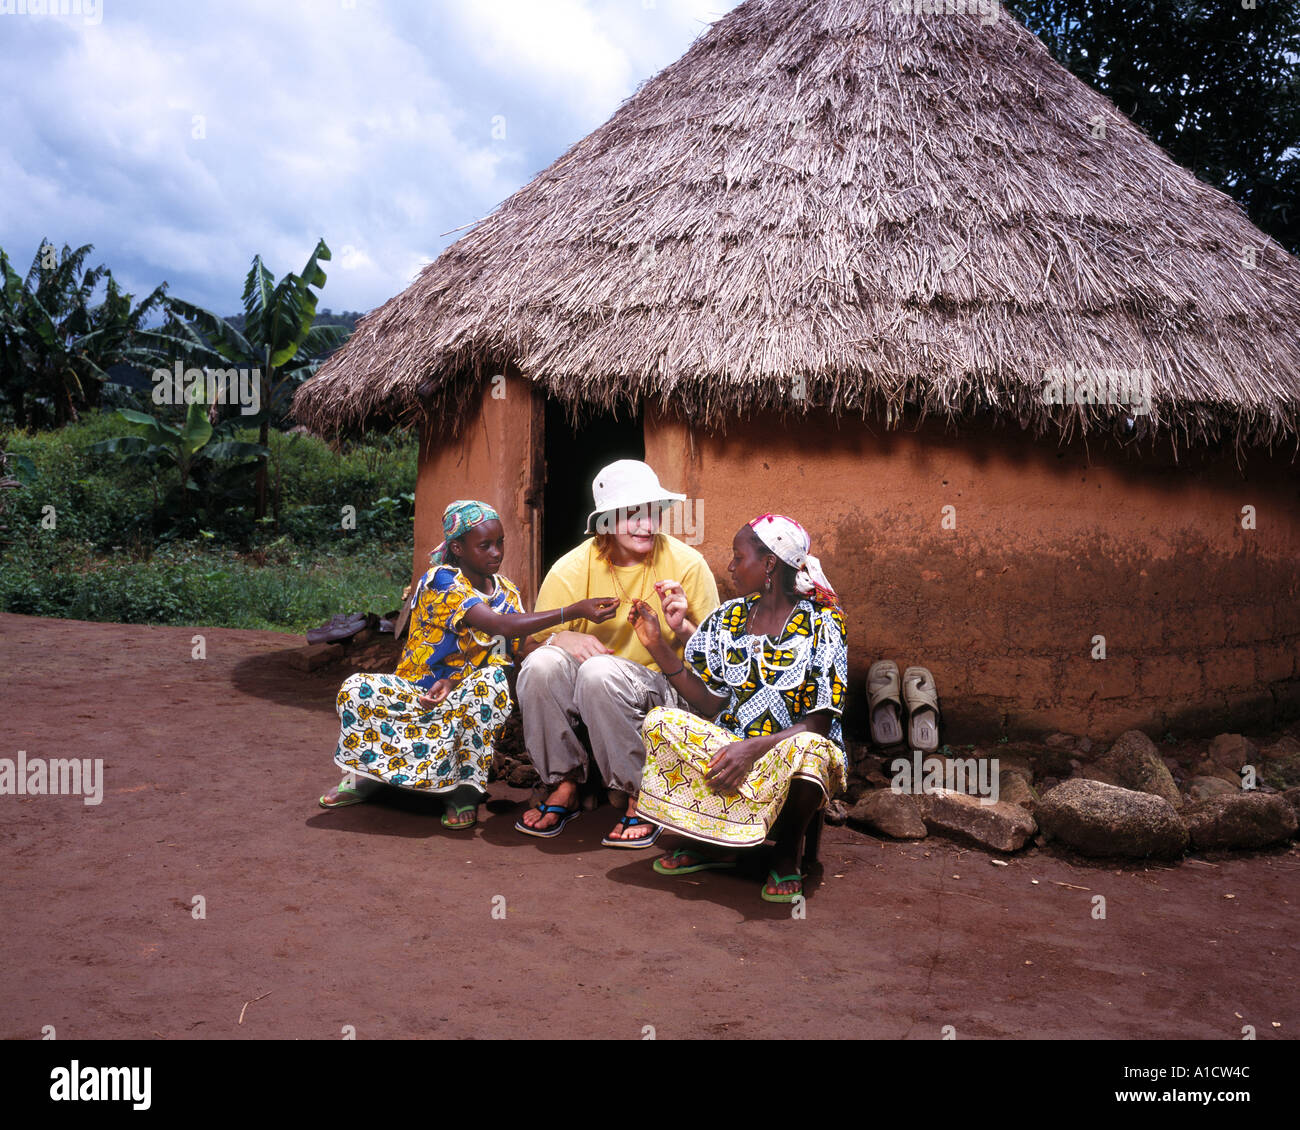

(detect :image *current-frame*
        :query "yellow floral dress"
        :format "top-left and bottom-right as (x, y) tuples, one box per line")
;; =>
(636, 596), (848, 847)
(333, 566), (523, 795)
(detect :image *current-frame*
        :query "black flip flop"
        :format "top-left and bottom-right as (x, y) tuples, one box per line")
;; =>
(601, 814), (663, 849)
(514, 803), (581, 838)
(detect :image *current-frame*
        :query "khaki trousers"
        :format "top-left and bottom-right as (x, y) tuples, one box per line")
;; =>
(516, 645), (681, 794)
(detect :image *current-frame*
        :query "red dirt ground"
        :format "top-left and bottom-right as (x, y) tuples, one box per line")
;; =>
(1, 612), (1295, 1040)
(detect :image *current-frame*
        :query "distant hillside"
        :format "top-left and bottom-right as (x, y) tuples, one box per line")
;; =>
(224, 309), (365, 339)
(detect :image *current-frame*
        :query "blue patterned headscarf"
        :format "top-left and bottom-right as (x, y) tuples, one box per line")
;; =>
(430, 499), (500, 565)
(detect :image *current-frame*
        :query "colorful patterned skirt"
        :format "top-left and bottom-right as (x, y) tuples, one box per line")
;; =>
(636, 706), (847, 848)
(332, 667), (512, 796)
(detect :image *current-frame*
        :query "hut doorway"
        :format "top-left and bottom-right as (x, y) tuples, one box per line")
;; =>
(542, 398), (644, 572)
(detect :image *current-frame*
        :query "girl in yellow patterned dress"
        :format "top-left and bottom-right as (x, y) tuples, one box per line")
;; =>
(319, 500), (617, 828)
(630, 514), (846, 902)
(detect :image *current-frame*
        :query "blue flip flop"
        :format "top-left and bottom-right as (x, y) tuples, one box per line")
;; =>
(601, 814), (663, 849)
(514, 803), (581, 838)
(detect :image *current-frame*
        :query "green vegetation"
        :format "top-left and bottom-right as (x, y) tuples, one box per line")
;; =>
(0, 416), (417, 632)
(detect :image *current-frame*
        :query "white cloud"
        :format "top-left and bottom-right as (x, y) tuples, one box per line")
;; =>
(0, 0), (741, 314)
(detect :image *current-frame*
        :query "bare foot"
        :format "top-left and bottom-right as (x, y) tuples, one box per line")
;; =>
(520, 780), (579, 832)
(442, 786), (479, 828)
(764, 853), (803, 897)
(656, 846), (737, 871)
(605, 796), (655, 843)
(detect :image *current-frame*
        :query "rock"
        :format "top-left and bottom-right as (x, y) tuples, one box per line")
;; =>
(824, 799), (850, 826)
(847, 790), (927, 839)
(1281, 788), (1300, 824)
(1261, 736), (1300, 761)
(1261, 754), (1300, 790)
(1193, 757), (1243, 786)
(1183, 793), (1298, 850)
(994, 753), (1034, 782)
(1077, 737), (1093, 754)
(507, 762), (541, 789)
(913, 789), (1037, 853)
(1093, 730), (1182, 808)
(1036, 779), (1188, 860)
(1186, 776), (1238, 803)
(1045, 732), (1077, 749)
(1075, 763), (1122, 787)
(998, 770), (1039, 810)
(285, 643), (343, 672)
(1207, 733), (1259, 772)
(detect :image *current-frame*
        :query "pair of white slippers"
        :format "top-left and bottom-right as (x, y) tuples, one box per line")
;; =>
(867, 661), (941, 752)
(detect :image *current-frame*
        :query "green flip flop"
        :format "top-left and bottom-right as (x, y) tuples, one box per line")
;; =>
(653, 848), (738, 876)
(441, 801), (479, 829)
(760, 870), (804, 903)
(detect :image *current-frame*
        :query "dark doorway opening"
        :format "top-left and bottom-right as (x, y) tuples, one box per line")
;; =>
(542, 399), (644, 573)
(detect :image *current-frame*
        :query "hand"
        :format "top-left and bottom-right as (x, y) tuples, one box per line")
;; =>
(548, 630), (613, 663)
(653, 579), (693, 637)
(571, 596), (620, 624)
(418, 679), (452, 708)
(626, 598), (663, 649)
(704, 738), (764, 793)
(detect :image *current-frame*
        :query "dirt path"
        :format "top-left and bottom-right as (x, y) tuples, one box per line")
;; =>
(0, 612), (1295, 1040)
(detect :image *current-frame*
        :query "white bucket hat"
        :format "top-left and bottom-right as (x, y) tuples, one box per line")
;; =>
(585, 459), (686, 535)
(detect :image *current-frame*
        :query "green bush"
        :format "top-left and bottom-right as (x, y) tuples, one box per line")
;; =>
(0, 416), (419, 630)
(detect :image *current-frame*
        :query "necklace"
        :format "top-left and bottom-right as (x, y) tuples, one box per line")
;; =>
(742, 597), (812, 688)
(606, 554), (658, 607)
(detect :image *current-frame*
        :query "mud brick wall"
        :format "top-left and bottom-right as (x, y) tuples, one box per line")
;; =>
(648, 407), (1300, 743)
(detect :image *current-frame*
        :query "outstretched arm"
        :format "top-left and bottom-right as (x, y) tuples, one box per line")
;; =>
(460, 596), (618, 640)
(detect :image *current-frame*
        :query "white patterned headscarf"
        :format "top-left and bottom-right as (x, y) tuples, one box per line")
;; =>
(748, 513), (840, 610)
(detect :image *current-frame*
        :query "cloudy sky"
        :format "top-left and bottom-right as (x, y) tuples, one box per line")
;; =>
(1, 0), (743, 316)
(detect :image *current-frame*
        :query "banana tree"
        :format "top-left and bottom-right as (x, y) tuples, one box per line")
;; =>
(0, 242), (171, 428)
(90, 401), (268, 521)
(167, 238), (349, 518)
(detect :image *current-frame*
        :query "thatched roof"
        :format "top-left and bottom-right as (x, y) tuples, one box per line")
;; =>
(294, 0), (1300, 453)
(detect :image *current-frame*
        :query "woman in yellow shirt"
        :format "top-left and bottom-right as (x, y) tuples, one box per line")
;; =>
(514, 460), (720, 847)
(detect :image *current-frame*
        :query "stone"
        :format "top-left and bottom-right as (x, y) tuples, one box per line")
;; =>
(1260, 754), (1300, 790)
(994, 741), (1073, 779)
(1183, 793), (1298, 850)
(912, 788), (1037, 853)
(507, 762), (541, 789)
(1093, 730), (1182, 808)
(998, 770), (1039, 810)
(1045, 732), (1077, 749)
(1207, 733), (1259, 772)
(824, 799), (850, 826)
(1077, 737), (1093, 754)
(1261, 736), (1300, 761)
(1280, 788), (1300, 824)
(847, 790), (927, 839)
(993, 753), (1034, 782)
(285, 643), (343, 672)
(1186, 776), (1238, 803)
(1036, 779), (1188, 860)
(1193, 757), (1244, 786)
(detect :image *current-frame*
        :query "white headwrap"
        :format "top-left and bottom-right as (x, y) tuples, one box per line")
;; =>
(748, 513), (840, 609)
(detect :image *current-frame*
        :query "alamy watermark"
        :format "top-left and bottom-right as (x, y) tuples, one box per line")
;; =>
(891, 0), (1000, 25)
(891, 751), (1000, 805)
(1040, 363), (1152, 416)
(591, 500), (704, 546)
(152, 361), (261, 416)
(1, 751), (103, 806)
(0, 0), (102, 25)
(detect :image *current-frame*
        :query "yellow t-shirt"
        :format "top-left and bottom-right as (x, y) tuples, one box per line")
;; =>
(533, 534), (720, 671)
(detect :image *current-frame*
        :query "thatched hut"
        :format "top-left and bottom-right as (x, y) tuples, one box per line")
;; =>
(294, 0), (1300, 741)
